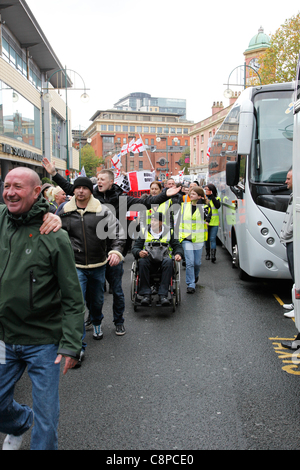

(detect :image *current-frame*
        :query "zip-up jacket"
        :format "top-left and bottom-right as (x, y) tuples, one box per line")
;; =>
(0, 197), (85, 359)
(57, 195), (125, 268)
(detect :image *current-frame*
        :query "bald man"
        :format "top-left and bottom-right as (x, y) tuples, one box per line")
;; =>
(0, 167), (85, 450)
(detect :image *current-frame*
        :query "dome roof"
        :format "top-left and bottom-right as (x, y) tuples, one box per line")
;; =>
(245, 27), (270, 52)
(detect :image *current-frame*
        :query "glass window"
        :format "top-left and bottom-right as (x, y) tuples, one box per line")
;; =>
(0, 80), (41, 149)
(123, 125), (128, 132)
(144, 126), (149, 132)
(157, 127), (162, 133)
(108, 125), (114, 131)
(2, 38), (9, 59)
(10, 47), (16, 66)
(177, 128), (182, 134)
(101, 125), (107, 131)
(151, 127), (156, 133)
(137, 126), (142, 132)
(116, 125), (121, 132)
(130, 126), (135, 132)
(183, 128), (189, 134)
(51, 111), (63, 160)
(251, 91), (293, 183)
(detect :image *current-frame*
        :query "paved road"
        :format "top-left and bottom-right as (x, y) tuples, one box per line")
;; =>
(1, 246), (299, 451)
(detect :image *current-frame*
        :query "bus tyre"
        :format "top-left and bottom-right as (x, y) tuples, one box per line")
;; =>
(232, 243), (249, 280)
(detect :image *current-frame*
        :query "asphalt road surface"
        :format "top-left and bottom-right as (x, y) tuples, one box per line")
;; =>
(1, 245), (299, 451)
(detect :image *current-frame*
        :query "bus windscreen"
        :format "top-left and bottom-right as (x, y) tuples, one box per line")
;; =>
(251, 91), (293, 184)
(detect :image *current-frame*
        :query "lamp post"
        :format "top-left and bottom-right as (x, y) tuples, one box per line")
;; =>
(223, 62), (261, 99)
(42, 66), (89, 180)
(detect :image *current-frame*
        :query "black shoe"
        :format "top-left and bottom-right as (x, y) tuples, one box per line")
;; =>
(205, 251), (210, 260)
(211, 249), (216, 263)
(74, 350), (85, 369)
(187, 287), (195, 294)
(195, 276), (199, 283)
(159, 295), (171, 306)
(141, 295), (151, 306)
(115, 324), (126, 336)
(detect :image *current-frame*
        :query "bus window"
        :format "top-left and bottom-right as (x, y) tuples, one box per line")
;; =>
(251, 91), (293, 184)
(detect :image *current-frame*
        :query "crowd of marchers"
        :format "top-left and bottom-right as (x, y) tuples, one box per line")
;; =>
(0, 161), (221, 450)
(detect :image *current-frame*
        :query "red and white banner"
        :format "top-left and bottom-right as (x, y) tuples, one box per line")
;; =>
(115, 171), (155, 196)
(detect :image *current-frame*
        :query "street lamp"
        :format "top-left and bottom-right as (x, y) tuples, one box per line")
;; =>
(223, 62), (262, 99)
(42, 66), (90, 180)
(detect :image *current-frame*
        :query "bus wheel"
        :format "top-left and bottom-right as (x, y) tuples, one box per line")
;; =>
(232, 243), (249, 280)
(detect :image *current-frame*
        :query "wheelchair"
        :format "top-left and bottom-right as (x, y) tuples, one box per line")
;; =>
(131, 257), (181, 312)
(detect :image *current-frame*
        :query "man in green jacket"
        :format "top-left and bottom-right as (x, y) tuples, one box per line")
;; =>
(0, 167), (85, 451)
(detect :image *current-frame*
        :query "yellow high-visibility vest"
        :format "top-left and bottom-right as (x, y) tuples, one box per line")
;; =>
(208, 198), (220, 226)
(179, 202), (208, 243)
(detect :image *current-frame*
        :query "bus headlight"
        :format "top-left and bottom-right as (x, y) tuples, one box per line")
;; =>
(266, 237), (275, 245)
(261, 228), (269, 236)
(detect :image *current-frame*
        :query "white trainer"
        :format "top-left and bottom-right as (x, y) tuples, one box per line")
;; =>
(283, 303), (294, 310)
(284, 309), (295, 318)
(2, 434), (23, 450)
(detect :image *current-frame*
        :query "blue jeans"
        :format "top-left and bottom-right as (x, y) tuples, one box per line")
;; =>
(182, 240), (204, 289)
(0, 343), (60, 450)
(77, 266), (106, 350)
(205, 225), (218, 250)
(105, 261), (125, 325)
(77, 266), (106, 326)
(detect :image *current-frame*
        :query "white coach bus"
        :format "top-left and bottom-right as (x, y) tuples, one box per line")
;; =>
(293, 57), (300, 329)
(208, 82), (294, 279)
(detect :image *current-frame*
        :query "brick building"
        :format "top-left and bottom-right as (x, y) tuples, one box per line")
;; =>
(84, 109), (193, 180)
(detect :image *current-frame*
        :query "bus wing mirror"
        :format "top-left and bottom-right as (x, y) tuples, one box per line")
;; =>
(226, 160), (239, 186)
(238, 101), (254, 156)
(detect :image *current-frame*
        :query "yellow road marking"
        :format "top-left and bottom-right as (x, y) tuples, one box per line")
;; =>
(273, 294), (284, 306)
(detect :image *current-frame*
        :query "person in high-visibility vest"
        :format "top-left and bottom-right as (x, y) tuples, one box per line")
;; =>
(179, 187), (211, 294)
(204, 184), (221, 263)
(132, 211), (183, 306)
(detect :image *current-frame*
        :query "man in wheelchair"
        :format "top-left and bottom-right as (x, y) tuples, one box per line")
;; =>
(132, 211), (183, 306)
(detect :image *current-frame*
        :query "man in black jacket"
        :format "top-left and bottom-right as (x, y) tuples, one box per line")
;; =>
(42, 158), (181, 335)
(57, 177), (125, 360)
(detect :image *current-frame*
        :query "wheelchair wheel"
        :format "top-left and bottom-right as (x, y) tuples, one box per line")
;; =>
(131, 261), (137, 303)
(174, 260), (181, 305)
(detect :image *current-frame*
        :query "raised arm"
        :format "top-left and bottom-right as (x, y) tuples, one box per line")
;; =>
(42, 157), (75, 195)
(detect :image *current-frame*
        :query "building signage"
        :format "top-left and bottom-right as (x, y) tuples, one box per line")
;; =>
(1, 143), (42, 162)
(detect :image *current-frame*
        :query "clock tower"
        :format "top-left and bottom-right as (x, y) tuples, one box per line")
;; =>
(244, 27), (270, 85)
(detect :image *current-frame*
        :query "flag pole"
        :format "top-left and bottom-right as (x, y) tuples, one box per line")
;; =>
(138, 134), (154, 172)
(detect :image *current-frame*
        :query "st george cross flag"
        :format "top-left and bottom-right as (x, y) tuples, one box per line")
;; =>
(121, 139), (135, 156)
(111, 153), (122, 170)
(131, 138), (146, 154)
(206, 137), (212, 160)
(127, 171), (155, 192)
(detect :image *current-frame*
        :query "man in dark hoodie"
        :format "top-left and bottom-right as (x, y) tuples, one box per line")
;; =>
(42, 158), (181, 335)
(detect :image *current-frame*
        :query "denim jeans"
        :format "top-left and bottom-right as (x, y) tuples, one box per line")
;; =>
(0, 343), (60, 450)
(182, 240), (204, 289)
(77, 266), (106, 326)
(205, 225), (219, 250)
(105, 261), (125, 325)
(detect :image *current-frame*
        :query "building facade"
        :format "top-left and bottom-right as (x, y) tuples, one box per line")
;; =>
(114, 92), (187, 119)
(85, 109), (193, 180)
(0, 0), (79, 181)
(189, 27), (270, 182)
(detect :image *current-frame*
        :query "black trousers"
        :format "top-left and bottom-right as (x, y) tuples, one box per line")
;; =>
(286, 242), (294, 283)
(138, 257), (173, 297)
